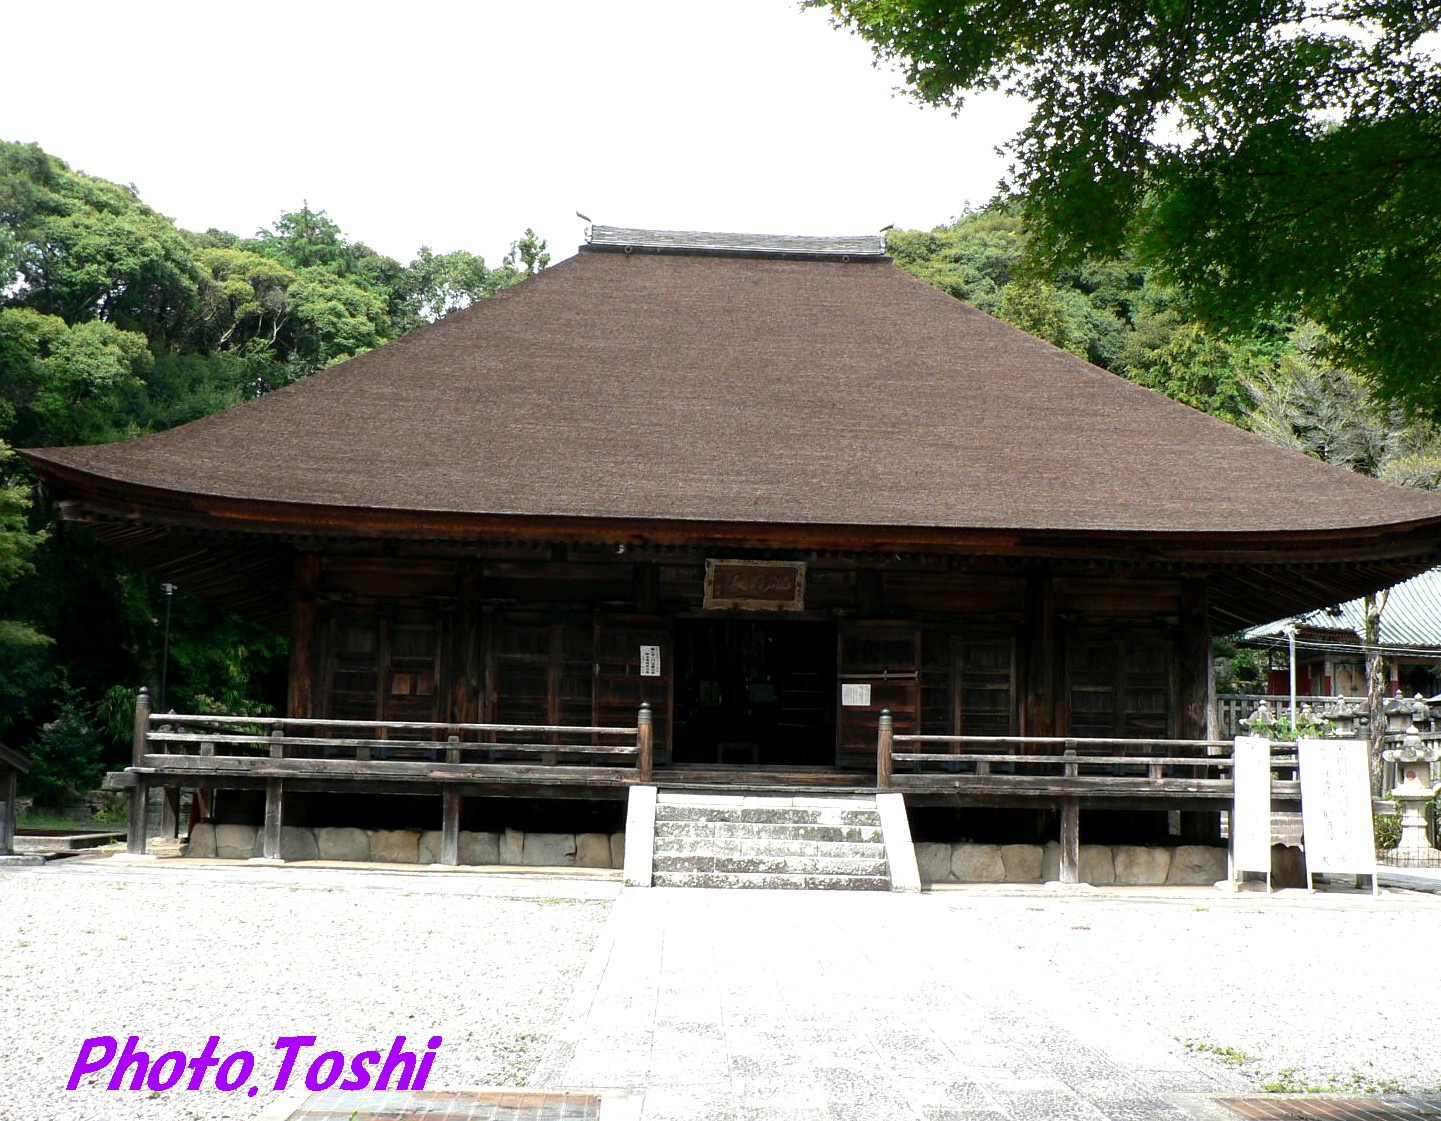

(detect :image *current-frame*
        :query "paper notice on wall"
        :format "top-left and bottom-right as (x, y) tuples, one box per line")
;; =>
(1232, 736), (1273, 876)
(639, 645), (660, 677)
(1298, 738), (1375, 877)
(841, 683), (871, 707)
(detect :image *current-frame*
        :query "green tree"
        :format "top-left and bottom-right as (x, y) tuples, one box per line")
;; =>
(813, 0), (1441, 416)
(0, 439), (51, 737)
(1, 141), (199, 343)
(503, 228), (550, 276)
(0, 307), (153, 446)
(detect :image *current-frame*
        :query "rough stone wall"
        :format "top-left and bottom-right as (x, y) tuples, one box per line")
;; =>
(916, 841), (1233, 886)
(184, 824), (625, 869)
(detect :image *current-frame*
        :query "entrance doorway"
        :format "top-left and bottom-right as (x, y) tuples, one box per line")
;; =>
(671, 619), (838, 766)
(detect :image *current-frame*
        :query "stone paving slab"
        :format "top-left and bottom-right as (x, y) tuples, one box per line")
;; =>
(531, 888), (1245, 1120)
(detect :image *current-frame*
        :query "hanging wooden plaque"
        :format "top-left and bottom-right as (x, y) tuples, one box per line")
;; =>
(703, 560), (806, 612)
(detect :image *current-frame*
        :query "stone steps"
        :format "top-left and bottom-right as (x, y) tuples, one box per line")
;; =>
(650, 793), (891, 890)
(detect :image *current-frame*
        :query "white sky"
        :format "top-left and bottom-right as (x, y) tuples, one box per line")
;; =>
(7, 0), (1028, 267)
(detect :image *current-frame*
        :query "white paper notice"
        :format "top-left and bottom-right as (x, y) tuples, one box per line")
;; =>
(841, 683), (871, 707)
(639, 645), (660, 677)
(1298, 738), (1375, 877)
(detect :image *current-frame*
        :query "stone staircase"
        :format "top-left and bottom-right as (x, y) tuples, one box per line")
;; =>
(650, 791), (892, 889)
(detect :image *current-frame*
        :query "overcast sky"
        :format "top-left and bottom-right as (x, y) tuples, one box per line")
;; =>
(9, 0), (1028, 267)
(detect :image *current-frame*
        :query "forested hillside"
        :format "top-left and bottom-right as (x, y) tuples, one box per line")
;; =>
(0, 141), (548, 801)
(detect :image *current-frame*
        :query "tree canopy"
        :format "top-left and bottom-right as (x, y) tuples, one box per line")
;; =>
(0, 139), (549, 798)
(813, 0), (1441, 416)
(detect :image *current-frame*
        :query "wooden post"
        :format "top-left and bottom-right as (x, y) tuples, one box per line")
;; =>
(1, 767), (16, 856)
(1059, 747), (1079, 883)
(441, 735), (460, 866)
(132, 687), (151, 768)
(637, 703), (653, 783)
(288, 553), (320, 719)
(127, 688), (152, 855)
(877, 709), (894, 791)
(161, 787), (181, 838)
(1023, 571), (1056, 740)
(262, 778), (283, 860)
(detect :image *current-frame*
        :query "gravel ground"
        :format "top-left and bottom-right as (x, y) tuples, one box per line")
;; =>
(5, 860), (1440, 1121)
(0, 858), (616, 1121)
(933, 885), (1441, 1095)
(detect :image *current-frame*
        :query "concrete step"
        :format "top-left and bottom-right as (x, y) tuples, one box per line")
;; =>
(653, 853), (889, 876)
(651, 870), (891, 890)
(645, 790), (893, 890)
(654, 837), (885, 860)
(652, 820), (882, 843)
(654, 804), (882, 827)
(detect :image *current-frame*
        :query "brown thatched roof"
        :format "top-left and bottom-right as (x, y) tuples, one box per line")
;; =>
(26, 239), (1441, 544)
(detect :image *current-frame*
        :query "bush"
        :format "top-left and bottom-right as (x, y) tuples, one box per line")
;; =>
(18, 692), (106, 808)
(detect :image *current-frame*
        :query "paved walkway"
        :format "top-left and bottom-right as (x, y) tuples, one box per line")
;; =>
(532, 888), (1247, 1121)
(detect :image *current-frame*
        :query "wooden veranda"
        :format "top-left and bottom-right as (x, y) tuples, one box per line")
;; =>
(114, 689), (1305, 870)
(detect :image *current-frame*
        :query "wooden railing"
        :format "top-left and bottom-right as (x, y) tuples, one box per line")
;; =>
(1215, 693), (1336, 737)
(122, 688), (655, 858)
(133, 692), (654, 781)
(875, 709), (1299, 795)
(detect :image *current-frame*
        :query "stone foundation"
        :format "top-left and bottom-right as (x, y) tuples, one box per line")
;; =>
(918, 841), (1231, 886)
(184, 823), (625, 869)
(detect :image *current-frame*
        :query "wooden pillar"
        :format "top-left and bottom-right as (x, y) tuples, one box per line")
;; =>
(1179, 578), (1210, 740)
(877, 709), (894, 791)
(1180, 578), (1220, 841)
(455, 566), (483, 725)
(633, 562), (660, 615)
(127, 688), (152, 856)
(1023, 571), (1056, 738)
(288, 553), (320, 719)
(161, 786), (181, 838)
(1, 767), (16, 855)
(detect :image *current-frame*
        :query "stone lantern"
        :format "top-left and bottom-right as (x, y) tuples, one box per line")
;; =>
(1380, 723), (1441, 858)
(1241, 701), (1276, 736)
(1321, 695), (1362, 737)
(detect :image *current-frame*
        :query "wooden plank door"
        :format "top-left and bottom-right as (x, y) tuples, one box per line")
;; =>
(594, 614), (672, 764)
(837, 622), (919, 770)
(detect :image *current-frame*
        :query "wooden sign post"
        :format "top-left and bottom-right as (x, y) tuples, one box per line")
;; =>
(1298, 738), (1378, 895)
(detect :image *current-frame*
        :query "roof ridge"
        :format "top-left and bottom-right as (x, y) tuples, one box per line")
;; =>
(584, 225), (887, 259)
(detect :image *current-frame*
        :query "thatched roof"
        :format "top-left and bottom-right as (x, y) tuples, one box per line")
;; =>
(25, 238), (1441, 541)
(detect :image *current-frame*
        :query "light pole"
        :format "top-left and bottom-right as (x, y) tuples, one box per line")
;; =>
(159, 582), (177, 711)
(1283, 622), (1298, 732)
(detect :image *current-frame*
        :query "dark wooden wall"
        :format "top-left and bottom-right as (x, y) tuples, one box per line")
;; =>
(287, 549), (1208, 766)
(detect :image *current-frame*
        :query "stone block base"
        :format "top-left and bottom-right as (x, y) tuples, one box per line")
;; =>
(917, 840), (1230, 887)
(183, 824), (624, 869)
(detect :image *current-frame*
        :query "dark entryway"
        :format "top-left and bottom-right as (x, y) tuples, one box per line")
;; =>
(671, 619), (838, 766)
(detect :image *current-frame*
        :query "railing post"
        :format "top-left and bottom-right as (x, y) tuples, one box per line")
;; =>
(441, 735), (460, 866)
(877, 709), (894, 791)
(1059, 747), (1079, 884)
(262, 727), (284, 860)
(636, 703), (653, 783)
(127, 688), (151, 856)
(132, 686), (150, 768)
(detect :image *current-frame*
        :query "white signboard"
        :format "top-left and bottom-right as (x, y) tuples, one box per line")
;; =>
(639, 646), (661, 678)
(841, 683), (872, 707)
(1232, 736), (1273, 878)
(1298, 738), (1376, 886)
